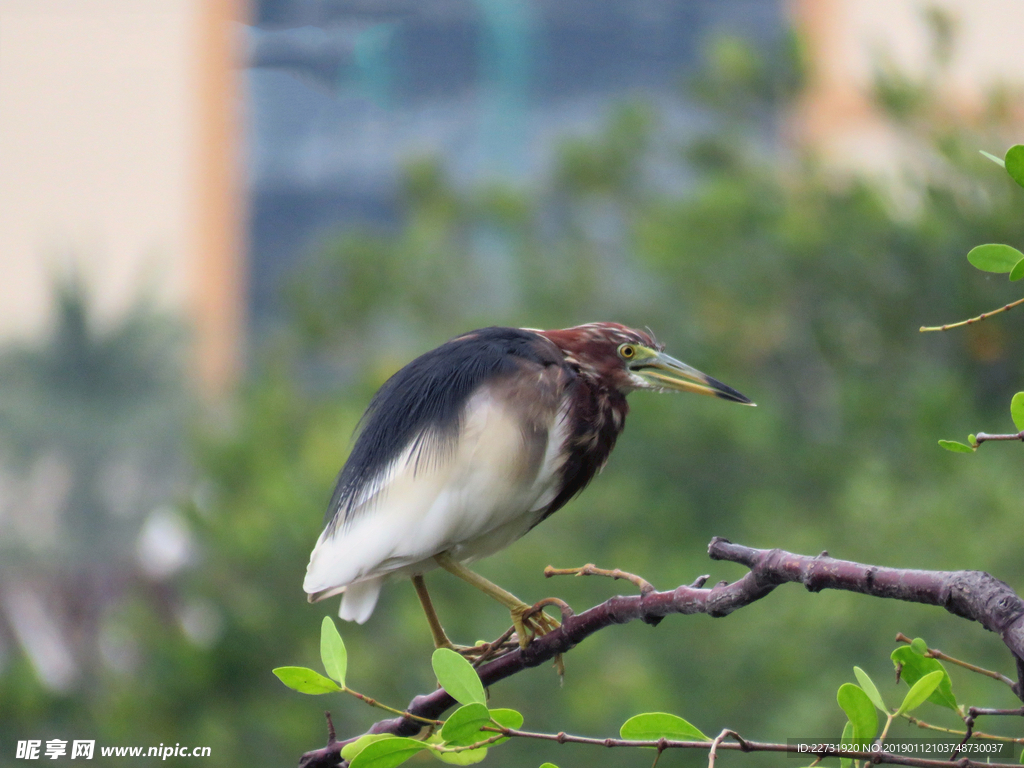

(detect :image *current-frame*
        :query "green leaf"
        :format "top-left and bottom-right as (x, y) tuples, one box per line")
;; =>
(489, 708), (523, 730)
(1009, 259), (1024, 282)
(349, 737), (429, 768)
(853, 667), (887, 713)
(839, 721), (854, 768)
(1006, 145), (1024, 189)
(980, 149), (1006, 168)
(891, 647), (957, 711)
(620, 712), (710, 742)
(320, 616), (347, 687)
(441, 703), (492, 746)
(837, 684), (878, 744)
(342, 735), (393, 762)
(272, 666), (343, 695)
(488, 708), (524, 746)
(967, 244), (1024, 273)
(432, 648), (486, 706)
(910, 637), (928, 656)
(539, 764), (560, 768)
(938, 440), (974, 453)
(896, 669), (944, 716)
(1011, 392), (1024, 433)
(434, 749), (488, 765)
(968, 434), (978, 447)
(427, 734), (488, 766)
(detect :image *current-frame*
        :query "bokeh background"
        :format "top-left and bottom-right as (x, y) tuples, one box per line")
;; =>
(2, 1), (1023, 766)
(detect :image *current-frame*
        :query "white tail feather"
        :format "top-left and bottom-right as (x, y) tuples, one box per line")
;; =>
(338, 578), (383, 623)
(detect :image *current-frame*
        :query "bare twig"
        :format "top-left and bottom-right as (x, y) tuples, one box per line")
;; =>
(298, 540), (1024, 768)
(920, 297), (1024, 332)
(708, 729), (741, 768)
(545, 563), (656, 595)
(968, 706), (1024, 718)
(896, 633), (1017, 688)
(974, 431), (1024, 445)
(902, 714), (1023, 743)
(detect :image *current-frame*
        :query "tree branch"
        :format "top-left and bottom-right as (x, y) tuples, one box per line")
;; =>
(298, 539), (1024, 768)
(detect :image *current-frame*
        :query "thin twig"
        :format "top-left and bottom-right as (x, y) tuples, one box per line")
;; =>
(324, 712), (336, 745)
(708, 729), (738, 768)
(484, 727), (1019, 768)
(545, 563), (656, 595)
(968, 707), (1024, 718)
(974, 431), (1024, 445)
(920, 297), (1024, 332)
(903, 714), (1024, 743)
(895, 634), (1017, 689)
(344, 687), (442, 726)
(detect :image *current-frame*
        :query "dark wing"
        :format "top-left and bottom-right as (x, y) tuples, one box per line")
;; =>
(323, 327), (566, 532)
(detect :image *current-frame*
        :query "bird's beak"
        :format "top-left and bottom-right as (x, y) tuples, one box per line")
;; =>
(631, 351), (755, 405)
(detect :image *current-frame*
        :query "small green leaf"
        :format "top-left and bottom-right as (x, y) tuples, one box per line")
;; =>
(428, 734), (488, 766)
(441, 703), (491, 746)
(910, 637), (929, 656)
(853, 667), (887, 713)
(968, 434), (978, 447)
(980, 149), (1006, 168)
(839, 721), (855, 768)
(1010, 259), (1024, 282)
(342, 735), (393, 762)
(489, 709), (523, 729)
(891, 647), (957, 711)
(432, 648), (486, 706)
(1006, 145), (1024, 189)
(938, 440), (974, 453)
(1011, 392), (1024, 433)
(967, 244), (1024, 273)
(539, 764), (560, 768)
(896, 669), (944, 716)
(272, 666), (343, 694)
(620, 712), (709, 742)
(348, 737), (429, 768)
(320, 616), (347, 687)
(838, 684), (878, 744)
(488, 708), (523, 746)
(434, 749), (488, 765)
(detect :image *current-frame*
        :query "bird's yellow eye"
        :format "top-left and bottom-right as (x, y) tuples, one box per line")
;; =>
(619, 344), (636, 360)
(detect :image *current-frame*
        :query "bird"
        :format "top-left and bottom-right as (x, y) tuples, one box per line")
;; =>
(303, 323), (753, 648)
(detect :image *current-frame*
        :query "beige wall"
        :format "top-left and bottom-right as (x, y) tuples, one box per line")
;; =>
(0, 0), (245, 395)
(791, 0), (1024, 172)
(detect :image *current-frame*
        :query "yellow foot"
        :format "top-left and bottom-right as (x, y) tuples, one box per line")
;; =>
(510, 597), (571, 649)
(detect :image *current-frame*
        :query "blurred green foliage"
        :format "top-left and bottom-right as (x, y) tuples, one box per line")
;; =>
(5, 29), (1024, 768)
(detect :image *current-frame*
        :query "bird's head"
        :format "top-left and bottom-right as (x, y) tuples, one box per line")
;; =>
(539, 322), (754, 404)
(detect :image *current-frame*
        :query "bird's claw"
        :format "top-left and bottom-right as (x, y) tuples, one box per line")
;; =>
(510, 598), (568, 649)
(456, 630), (520, 665)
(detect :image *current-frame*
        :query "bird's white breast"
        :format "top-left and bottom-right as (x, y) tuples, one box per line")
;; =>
(303, 384), (569, 597)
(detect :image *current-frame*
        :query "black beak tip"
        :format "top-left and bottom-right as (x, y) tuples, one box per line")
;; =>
(716, 390), (756, 406)
(707, 376), (755, 406)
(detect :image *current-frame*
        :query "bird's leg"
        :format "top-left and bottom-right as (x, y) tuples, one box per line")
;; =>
(434, 553), (560, 649)
(412, 573), (512, 659)
(412, 574), (456, 651)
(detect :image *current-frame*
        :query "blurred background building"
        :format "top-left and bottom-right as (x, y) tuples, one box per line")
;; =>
(4, 0), (1023, 394)
(2, 1), (1024, 766)
(2, 0), (788, 399)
